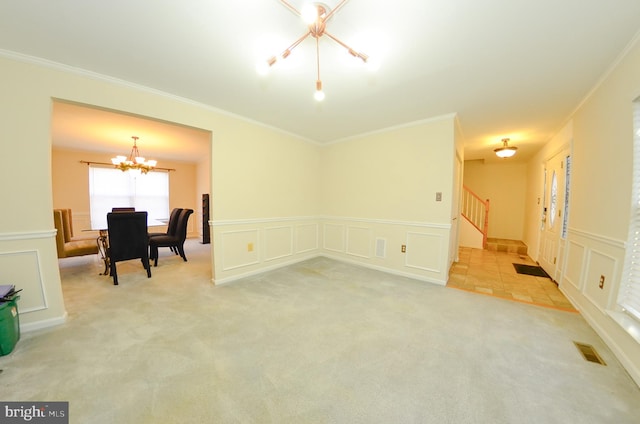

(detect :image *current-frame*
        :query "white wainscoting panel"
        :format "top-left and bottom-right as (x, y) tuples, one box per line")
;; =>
(221, 229), (260, 271)
(0, 250), (47, 313)
(542, 236), (555, 271)
(212, 217), (320, 284)
(296, 223), (318, 254)
(264, 226), (293, 262)
(375, 238), (387, 258)
(346, 226), (372, 259)
(323, 223), (345, 253)
(555, 229), (640, 388)
(405, 232), (443, 273)
(563, 240), (586, 290)
(584, 249), (618, 313)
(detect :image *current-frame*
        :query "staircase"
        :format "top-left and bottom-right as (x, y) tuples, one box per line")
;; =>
(461, 186), (527, 255)
(486, 238), (528, 255)
(461, 185), (490, 248)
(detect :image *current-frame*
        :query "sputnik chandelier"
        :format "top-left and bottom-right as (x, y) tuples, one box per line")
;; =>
(261, 0), (370, 101)
(111, 136), (157, 174)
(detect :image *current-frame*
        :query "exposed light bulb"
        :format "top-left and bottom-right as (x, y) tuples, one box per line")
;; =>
(256, 56), (277, 75)
(301, 4), (318, 24)
(364, 56), (380, 72)
(314, 80), (325, 101)
(256, 61), (270, 76)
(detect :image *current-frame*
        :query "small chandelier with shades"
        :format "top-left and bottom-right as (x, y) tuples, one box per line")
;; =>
(111, 136), (157, 174)
(494, 138), (518, 158)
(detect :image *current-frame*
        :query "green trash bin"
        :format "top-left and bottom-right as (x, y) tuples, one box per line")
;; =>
(0, 285), (21, 356)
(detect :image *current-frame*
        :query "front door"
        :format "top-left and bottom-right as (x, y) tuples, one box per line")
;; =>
(538, 150), (570, 280)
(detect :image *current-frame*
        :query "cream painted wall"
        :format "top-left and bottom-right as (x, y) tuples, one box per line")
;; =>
(463, 161), (527, 241)
(531, 36), (640, 386)
(0, 54), (318, 328)
(51, 148), (199, 236)
(213, 116), (459, 285)
(212, 126), (320, 220)
(210, 129), (321, 283)
(321, 117), (454, 222)
(318, 116), (456, 284)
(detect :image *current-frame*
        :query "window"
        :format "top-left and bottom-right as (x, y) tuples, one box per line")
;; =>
(549, 170), (558, 228)
(562, 155), (571, 239)
(89, 166), (169, 229)
(620, 99), (640, 322)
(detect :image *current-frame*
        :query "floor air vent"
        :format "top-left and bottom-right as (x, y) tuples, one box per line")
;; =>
(573, 342), (606, 365)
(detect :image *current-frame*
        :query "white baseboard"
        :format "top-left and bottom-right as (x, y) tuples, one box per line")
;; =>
(213, 252), (447, 287)
(319, 253), (447, 286)
(213, 253), (318, 285)
(20, 311), (68, 333)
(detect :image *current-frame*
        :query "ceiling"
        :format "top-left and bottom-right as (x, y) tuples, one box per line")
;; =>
(3, 0), (640, 163)
(51, 101), (211, 163)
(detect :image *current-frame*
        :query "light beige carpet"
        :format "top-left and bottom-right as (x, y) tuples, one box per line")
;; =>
(1, 239), (639, 423)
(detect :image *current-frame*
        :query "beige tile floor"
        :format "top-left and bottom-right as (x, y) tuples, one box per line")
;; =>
(448, 246), (578, 312)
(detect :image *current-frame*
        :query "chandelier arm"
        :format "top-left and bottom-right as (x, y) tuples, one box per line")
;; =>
(279, 0), (301, 16)
(324, 31), (369, 62)
(324, 0), (350, 21)
(316, 35), (321, 82)
(279, 30), (312, 59)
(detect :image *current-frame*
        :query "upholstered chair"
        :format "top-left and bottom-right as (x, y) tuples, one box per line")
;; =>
(149, 209), (193, 266)
(106, 211), (152, 285)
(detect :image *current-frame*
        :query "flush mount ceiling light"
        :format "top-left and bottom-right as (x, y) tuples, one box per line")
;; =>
(260, 0), (370, 101)
(111, 136), (157, 174)
(495, 138), (518, 158)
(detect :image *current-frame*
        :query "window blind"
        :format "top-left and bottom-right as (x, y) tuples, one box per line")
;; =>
(620, 99), (640, 321)
(89, 166), (169, 230)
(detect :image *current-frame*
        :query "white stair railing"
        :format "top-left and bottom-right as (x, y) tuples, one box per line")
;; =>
(462, 185), (490, 248)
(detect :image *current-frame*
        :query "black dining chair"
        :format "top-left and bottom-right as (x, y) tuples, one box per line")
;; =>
(149, 207), (183, 255)
(149, 208), (193, 266)
(148, 207), (183, 249)
(106, 211), (152, 285)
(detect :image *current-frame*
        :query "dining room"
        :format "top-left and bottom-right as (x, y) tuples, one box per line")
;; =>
(50, 100), (212, 285)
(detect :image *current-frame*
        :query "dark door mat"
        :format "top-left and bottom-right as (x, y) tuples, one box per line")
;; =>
(513, 263), (550, 278)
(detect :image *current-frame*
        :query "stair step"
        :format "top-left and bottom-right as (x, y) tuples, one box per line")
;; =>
(486, 238), (527, 255)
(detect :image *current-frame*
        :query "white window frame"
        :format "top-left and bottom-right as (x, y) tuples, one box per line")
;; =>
(619, 98), (640, 324)
(88, 165), (170, 230)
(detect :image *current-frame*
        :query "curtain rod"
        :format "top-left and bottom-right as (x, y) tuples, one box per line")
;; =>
(80, 160), (176, 172)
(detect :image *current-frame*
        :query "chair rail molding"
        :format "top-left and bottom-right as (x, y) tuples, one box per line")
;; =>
(567, 227), (626, 249)
(0, 229), (56, 241)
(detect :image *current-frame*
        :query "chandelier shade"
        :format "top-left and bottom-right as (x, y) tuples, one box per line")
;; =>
(111, 136), (157, 174)
(494, 138), (518, 158)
